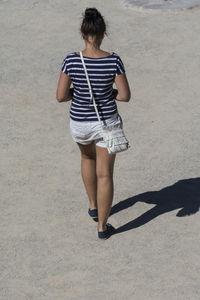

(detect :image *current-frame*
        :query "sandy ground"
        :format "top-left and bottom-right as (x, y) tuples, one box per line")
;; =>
(0, 0), (200, 299)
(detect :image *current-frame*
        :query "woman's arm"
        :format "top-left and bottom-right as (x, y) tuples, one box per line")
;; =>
(56, 72), (73, 102)
(114, 73), (131, 102)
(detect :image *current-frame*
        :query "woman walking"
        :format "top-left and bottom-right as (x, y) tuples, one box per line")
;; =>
(56, 8), (131, 239)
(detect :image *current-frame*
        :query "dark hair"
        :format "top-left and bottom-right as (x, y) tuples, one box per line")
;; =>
(80, 8), (106, 45)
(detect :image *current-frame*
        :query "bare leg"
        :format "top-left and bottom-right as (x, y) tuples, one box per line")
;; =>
(77, 142), (97, 209)
(96, 146), (116, 232)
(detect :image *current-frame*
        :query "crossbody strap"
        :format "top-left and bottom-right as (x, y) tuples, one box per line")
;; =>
(80, 51), (103, 127)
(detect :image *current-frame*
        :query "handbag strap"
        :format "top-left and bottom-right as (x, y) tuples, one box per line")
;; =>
(80, 51), (103, 127)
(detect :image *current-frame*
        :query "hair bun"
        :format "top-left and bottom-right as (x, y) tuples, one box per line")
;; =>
(85, 8), (101, 20)
(81, 7), (106, 42)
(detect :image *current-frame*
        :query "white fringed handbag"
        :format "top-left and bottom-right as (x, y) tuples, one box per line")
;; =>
(80, 51), (130, 155)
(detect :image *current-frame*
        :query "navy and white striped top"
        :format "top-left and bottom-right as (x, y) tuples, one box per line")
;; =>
(61, 52), (125, 122)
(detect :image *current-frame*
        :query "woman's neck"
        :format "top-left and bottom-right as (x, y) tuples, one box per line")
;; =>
(82, 42), (110, 58)
(84, 42), (100, 52)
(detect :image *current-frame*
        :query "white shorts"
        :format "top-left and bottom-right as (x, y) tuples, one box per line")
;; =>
(70, 113), (120, 148)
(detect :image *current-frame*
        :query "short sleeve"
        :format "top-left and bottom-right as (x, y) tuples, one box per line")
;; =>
(116, 55), (125, 76)
(61, 56), (69, 75)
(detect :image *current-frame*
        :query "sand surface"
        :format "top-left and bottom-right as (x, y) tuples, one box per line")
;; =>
(0, 0), (200, 299)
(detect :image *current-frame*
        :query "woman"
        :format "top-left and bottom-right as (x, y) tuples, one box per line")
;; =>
(56, 8), (131, 239)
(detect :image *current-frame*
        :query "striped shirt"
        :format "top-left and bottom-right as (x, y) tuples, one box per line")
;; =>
(61, 52), (125, 122)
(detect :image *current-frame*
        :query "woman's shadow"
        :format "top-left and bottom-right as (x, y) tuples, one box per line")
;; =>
(110, 177), (200, 235)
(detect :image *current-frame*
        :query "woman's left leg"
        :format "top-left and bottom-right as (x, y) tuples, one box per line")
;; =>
(77, 142), (97, 209)
(96, 146), (116, 232)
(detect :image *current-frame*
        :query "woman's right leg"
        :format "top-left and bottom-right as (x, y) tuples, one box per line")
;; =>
(96, 146), (116, 232)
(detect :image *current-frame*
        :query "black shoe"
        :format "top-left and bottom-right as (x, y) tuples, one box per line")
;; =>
(98, 223), (115, 240)
(88, 208), (98, 222)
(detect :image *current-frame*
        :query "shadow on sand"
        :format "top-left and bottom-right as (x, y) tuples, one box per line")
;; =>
(110, 177), (200, 235)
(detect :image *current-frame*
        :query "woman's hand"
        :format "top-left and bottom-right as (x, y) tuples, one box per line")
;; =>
(113, 88), (118, 99)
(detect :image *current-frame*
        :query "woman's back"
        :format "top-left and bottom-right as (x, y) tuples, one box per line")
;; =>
(61, 52), (125, 122)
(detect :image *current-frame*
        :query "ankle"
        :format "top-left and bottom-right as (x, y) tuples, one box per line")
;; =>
(89, 206), (97, 210)
(98, 224), (107, 232)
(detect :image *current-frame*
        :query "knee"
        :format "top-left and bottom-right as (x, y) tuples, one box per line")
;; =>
(96, 170), (112, 180)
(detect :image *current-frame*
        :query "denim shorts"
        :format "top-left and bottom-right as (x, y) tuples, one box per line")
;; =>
(70, 113), (120, 148)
